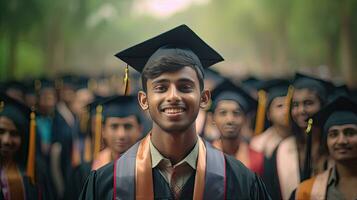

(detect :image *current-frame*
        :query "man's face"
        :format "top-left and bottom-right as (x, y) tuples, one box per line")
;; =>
(140, 67), (209, 134)
(39, 88), (57, 115)
(102, 115), (141, 155)
(0, 116), (21, 160)
(327, 124), (357, 162)
(268, 96), (289, 127)
(213, 100), (245, 139)
(291, 89), (321, 129)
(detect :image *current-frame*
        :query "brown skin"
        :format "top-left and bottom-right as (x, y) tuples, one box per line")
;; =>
(267, 96), (291, 138)
(138, 67), (210, 165)
(212, 100), (246, 155)
(38, 88), (57, 115)
(291, 89), (321, 130)
(327, 124), (357, 200)
(0, 116), (21, 164)
(102, 115), (142, 158)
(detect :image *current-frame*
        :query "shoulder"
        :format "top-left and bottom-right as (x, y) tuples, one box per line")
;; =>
(250, 128), (272, 151)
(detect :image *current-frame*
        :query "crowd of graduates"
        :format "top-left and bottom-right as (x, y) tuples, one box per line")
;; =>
(1, 25), (357, 200)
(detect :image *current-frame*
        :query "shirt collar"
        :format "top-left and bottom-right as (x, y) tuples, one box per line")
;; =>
(149, 139), (198, 170)
(327, 166), (339, 186)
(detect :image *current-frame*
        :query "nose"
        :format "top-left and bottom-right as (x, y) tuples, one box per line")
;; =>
(226, 112), (235, 123)
(1, 132), (11, 145)
(336, 133), (348, 144)
(297, 104), (305, 114)
(115, 126), (126, 139)
(167, 85), (180, 103)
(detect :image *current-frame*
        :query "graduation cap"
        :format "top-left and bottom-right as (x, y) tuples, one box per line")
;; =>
(90, 95), (140, 159)
(115, 24), (224, 94)
(211, 79), (257, 113)
(292, 73), (334, 104)
(0, 93), (36, 183)
(313, 96), (357, 135)
(257, 79), (290, 108)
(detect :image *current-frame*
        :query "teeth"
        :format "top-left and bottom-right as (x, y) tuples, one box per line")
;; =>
(164, 108), (184, 114)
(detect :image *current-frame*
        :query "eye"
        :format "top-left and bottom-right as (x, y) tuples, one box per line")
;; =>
(179, 84), (194, 93)
(110, 124), (119, 130)
(292, 102), (299, 108)
(328, 130), (339, 138)
(0, 128), (6, 134)
(124, 123), (133, 130)
(344, 128), (357, 137)
(233, 110), (243, 116)
(304, 100), (314, 106)
(218, 110), (227, 116)
(153, 85), (167, 93)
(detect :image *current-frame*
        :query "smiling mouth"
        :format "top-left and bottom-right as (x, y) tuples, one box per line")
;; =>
(161, 107), (186, 114)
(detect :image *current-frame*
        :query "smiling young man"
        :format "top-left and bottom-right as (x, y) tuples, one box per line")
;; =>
(210, 79), (264, 175)
(79, 25), (270, 200)
(291, 96), (357, 200)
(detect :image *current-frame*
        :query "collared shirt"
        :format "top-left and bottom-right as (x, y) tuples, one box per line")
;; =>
(326, 167), (346, 200)
(150, 140), (198, 191)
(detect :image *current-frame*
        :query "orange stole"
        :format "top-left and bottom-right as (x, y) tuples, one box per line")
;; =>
(134, 135), (207, 200)
(295, 169), (331, 200)
(1, 163), (26, 200)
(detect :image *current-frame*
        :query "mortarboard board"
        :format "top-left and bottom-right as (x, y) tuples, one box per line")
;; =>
(313, 96), (357, 135)
(101, 95), (140, 121)
(115, 24), (224, 73)
(292, 73), (335, 104)
(115, 25), (224, 95)
(211, 79), (257, 113)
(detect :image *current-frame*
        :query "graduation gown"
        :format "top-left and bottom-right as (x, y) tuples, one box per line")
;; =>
(64, 161), (93, 200)
(79, 154), (270, 200)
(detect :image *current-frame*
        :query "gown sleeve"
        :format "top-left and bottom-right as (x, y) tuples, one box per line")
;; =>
(79, 162), (114, 200)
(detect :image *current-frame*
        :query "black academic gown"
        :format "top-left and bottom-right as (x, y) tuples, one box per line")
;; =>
(261, 147), (282, 200)
(79, 155), (271, 200)
(64, 161), (92, 200)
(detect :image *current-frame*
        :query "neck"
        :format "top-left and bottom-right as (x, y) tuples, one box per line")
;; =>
(336, 160), (357, 178)
(273, 124), (291, 139)
(151, 123), (198, 165)
(221, 137), (240, 155)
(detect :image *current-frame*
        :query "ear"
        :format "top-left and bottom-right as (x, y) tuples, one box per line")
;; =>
(199, 89), (211, 109)
(138, 91), (149, 110)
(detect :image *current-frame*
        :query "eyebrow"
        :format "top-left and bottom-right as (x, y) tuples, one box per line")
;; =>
(151, 78), (196, 85)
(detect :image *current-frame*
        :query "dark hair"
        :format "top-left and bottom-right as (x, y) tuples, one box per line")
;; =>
(141, 53), (204, 92)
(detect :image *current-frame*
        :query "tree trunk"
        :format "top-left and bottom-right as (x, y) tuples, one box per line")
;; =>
(7, 32), (18, 80)
(339, 2), (356, 88)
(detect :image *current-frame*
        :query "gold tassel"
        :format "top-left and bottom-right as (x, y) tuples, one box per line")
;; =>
(254, 90), (267, 135)
(26, 111), (36, 184)
(285, 85), (294, 126)
(123, 65), (130, 96)
(84, 136), (92, 162)
(305, 118), (313, 134)
(93, 105), (103, 159)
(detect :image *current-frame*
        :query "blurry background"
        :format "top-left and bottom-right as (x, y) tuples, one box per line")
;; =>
(1, 0), (357, 87)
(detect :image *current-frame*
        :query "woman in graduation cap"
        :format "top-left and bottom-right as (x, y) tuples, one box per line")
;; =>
(79, 25), (270, 200)
(210, 79), (264, 175)
(290, 96), (357, 200)
(277, 73), (334, 199)
(0, 93), (54, 200)
(250, 79), (293, 199)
